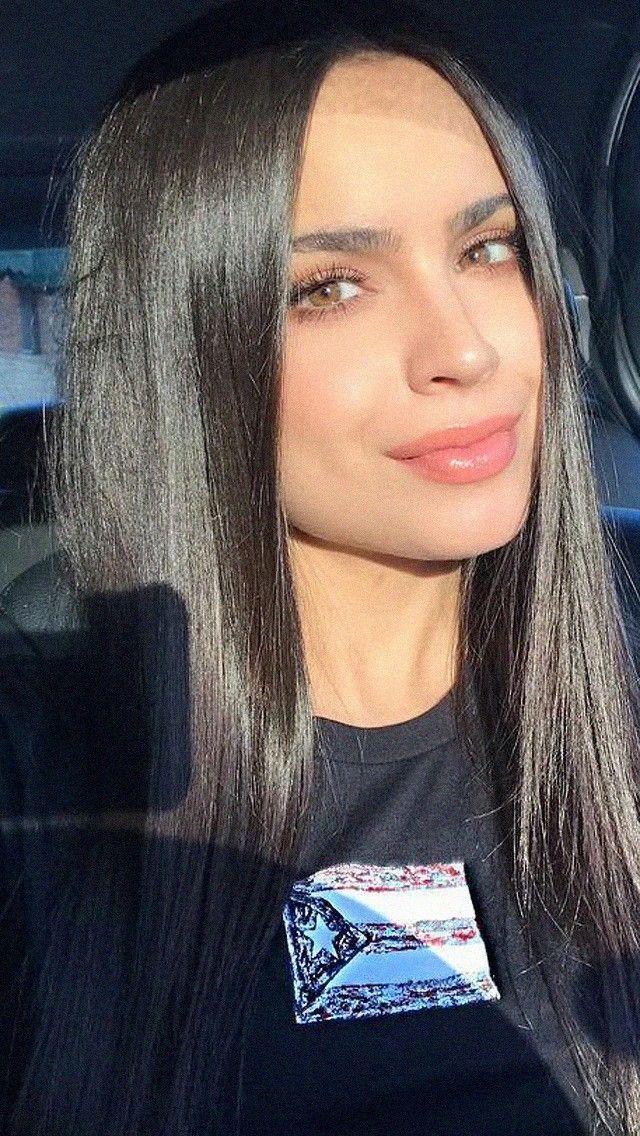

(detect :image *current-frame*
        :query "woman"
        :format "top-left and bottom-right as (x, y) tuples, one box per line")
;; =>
(2, 11), (640, 1136)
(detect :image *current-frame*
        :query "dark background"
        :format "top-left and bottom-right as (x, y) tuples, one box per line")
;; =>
(1, 0), (638, 254)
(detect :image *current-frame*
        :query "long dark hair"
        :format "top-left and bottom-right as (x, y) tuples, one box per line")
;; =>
(6, 19), (640, 1136)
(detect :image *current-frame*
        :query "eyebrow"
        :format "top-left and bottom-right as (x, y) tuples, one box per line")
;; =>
(291, 192), (515, 254)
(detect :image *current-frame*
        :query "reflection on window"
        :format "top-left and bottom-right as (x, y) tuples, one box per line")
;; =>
(0, 248), (66, 417)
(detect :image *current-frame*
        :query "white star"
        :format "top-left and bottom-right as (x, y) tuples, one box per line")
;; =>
(304, 913), (339, 960)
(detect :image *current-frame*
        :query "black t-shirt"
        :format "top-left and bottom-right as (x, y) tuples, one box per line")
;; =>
(234, 686), (596, 1135)
(4, 629), (636, 1135)
(4, 505), (640, 1133)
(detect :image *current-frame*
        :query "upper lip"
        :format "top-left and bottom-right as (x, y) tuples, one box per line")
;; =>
(388, 412), (522, 459)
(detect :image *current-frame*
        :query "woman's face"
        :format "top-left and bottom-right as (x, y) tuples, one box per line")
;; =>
(279, 52), (543, 566)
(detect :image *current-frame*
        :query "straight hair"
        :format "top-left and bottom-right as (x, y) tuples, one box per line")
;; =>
(6, 21), (640, 1136)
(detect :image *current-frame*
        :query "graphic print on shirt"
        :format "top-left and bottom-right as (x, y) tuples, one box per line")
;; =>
(282, 861), (500, 1024)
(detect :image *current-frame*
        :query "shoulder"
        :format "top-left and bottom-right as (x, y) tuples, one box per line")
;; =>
(600, 506), (640, 654)
(600, 506), (640, 588)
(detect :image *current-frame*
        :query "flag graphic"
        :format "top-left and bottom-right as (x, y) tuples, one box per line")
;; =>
(282, 861), (500, 1024)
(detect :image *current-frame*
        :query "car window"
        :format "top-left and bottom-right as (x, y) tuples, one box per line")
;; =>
(0, 248), (65, 581)
(0, 247), (65, 416)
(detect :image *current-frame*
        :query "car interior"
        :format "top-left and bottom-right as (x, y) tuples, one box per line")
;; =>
(1, 0), (640, 625)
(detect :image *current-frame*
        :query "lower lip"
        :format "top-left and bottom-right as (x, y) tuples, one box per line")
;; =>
(398, 428), (518, 485)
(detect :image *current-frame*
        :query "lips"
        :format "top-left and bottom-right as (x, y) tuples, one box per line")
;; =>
(388, 412), (522, 460)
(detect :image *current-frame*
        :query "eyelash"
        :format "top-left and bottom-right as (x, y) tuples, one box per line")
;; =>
(287, 226), (528, 322)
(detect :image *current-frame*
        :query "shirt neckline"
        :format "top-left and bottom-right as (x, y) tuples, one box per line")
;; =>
(312, 663), (477, 764)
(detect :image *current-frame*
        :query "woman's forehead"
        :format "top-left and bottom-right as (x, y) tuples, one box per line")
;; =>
(297, 69), (506, 225)
(314, 53), (482, 144)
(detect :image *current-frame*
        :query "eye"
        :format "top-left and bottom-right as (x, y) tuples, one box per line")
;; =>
(462, 228), (526, 272)
(288, 225), (528, 322)
(287, 262), (368, 322)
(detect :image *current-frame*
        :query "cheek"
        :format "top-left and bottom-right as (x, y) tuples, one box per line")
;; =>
(277, 351), (380, 526)
(280, 370), (336, 444)
(491, 288), (544, 377)
(279, 349), (374, 456)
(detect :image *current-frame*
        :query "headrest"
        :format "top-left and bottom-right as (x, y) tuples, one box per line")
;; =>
(0, 550), (87, 658)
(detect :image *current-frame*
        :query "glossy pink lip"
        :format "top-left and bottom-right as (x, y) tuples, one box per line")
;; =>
(388, 413), (522, 459)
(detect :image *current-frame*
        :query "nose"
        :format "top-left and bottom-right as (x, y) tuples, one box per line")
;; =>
(401, 274), (499, 391)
